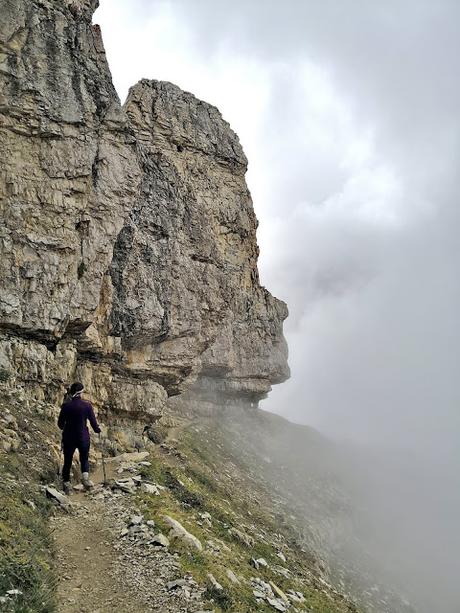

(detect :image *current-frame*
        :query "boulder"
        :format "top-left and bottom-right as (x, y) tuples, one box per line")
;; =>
(267, 597), (289, 611)
(129, 515), (143, 526)
(228, 527), (255, 547)
(269, 582), (289, 603)
(152, 533), (170, 547)
(140, 483), (160, 495)
(225, 569), (240, 584)
(45, 487), (69, 508)
(163, 515), (203, 551)
(207, 573), (223, 591)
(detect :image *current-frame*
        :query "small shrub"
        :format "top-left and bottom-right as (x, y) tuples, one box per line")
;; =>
(163, 469), (204, 509)
(77, 262), (86, 279)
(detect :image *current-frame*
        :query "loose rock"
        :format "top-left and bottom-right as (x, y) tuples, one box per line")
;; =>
(164, 515), (203, 551)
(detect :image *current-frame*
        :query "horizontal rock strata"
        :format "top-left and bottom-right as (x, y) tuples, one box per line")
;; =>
(0, 0), (289, 432)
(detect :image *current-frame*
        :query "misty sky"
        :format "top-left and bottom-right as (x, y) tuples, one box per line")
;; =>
(95, 0), (460, 456)
(94, 2), (460, 609)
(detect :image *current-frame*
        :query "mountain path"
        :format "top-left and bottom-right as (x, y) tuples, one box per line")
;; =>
(51, 444), (209, 613)
(52, 462), (150, 613)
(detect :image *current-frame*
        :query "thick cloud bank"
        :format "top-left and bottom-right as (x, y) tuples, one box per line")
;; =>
(96, 2), (460, 610)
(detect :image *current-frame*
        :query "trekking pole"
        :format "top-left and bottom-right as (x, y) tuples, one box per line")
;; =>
(99, 433), (108, 486)
(57, 438), (63, 478)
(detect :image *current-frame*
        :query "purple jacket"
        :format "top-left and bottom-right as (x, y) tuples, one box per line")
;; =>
(58, 397), (101, 443)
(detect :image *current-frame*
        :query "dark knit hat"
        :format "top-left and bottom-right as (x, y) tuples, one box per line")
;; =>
(69, 382), (84, 397)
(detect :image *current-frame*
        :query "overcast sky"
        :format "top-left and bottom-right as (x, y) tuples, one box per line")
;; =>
(95, 2), (460, 609)
(95, 0), (460, 452)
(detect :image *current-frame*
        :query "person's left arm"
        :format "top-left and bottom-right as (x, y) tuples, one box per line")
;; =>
(87, 402), (101, 434)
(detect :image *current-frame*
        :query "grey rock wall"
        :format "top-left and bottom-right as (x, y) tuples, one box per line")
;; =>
(0, 0), (288, 429)
(0, 0), (140, 340)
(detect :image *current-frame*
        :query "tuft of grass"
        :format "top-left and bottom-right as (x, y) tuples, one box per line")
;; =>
(204, 585), (234, 611)
(163, 469), (204, 508)
(77, 261), (86, 279)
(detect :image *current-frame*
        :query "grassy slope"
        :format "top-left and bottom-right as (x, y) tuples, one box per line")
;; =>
(137, 409), (360, 613)
(0, 385), (59, 613)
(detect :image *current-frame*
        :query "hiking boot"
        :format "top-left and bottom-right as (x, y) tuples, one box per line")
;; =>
(63, 481), (71, 495)
(82, 472), (94, 490)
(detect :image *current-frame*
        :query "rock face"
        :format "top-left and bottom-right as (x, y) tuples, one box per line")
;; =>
(0, 0), (140, 340)
(0, 0), (288, 430)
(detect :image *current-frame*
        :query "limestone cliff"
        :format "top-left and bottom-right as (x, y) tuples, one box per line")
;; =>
(0, 0), (288, 432)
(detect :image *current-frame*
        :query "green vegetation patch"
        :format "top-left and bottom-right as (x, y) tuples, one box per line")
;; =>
(0, 454), (57, 613)
(0, 390), (60, 613)
(163, 468), (205, 509)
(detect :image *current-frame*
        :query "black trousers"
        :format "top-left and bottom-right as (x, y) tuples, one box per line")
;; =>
(62, 438), (90, 482)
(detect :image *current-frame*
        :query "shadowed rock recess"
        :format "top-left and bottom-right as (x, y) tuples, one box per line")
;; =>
(0, 0), (289, 433)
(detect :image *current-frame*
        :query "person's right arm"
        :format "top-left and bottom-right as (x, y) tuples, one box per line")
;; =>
(57, 404), (67, 430)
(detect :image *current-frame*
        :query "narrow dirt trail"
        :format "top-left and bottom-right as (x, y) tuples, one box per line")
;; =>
(51, 441), (209, 613)
(52, 463), (150, 613)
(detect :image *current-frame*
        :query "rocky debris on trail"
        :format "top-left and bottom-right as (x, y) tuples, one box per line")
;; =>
(113, 479), (137, 494)
(45, 486), (71, 510)
(129, 514), (144, 526)
(141, 482), (161, 495)
(107, 451), (151, 465)
(167, 579), (188, 591)
(164, 515), (203, 551)
(112, 475), (162, 496)
(152, 533), (170, 547)
(53, 479), (210, 613)
(45, 446), (215, 611)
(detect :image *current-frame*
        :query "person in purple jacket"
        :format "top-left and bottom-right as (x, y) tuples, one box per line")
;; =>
(58, 381), (101, 494)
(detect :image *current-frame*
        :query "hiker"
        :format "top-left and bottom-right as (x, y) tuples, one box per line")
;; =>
(58, 382), (101, 494)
